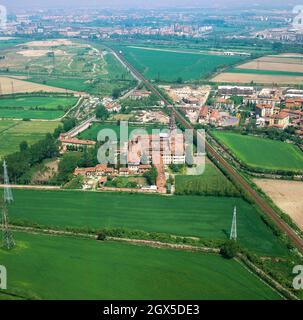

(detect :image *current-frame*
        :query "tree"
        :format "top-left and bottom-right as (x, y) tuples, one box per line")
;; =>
(63, 118), (76, 132)
(78, 147), (98, 168)
(176, 77), (183, 84)
(53, 125), (64, 139)
(112, 88), (121, 99)
(97, 232), (107, 241)
(96, 104), (109, 120)
(144, 166), (158, 185)
(57, 152), (82, 183)
(220, 240), (240, 259)
(19, 141), (28, 152)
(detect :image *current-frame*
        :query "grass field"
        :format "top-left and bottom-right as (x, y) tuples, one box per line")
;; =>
(0, 120), (59, 158)
(0, 232), (281, 300)
(0, 96), (78, 119)
(175, 162), (239, 196)
(212, 131), (303, 172)
(78, 122), (166, 141)
(8, 189), (288, 256)
(114, 45), (243, 82)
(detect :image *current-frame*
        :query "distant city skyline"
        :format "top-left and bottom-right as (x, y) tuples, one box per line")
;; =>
(1, 0), (303, 10)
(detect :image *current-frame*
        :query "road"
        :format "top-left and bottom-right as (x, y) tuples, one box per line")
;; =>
(109, 46), (303, 253)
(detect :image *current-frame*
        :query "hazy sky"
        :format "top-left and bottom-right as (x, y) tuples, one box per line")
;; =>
(1, 0), (302, 10)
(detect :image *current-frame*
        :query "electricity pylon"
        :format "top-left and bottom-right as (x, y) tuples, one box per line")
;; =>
(1, 160), (15, 250)
(230, 206), (237, 241)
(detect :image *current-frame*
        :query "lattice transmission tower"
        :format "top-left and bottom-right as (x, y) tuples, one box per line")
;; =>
(230, 206), (237, 241)
(1, 160), (15, 250)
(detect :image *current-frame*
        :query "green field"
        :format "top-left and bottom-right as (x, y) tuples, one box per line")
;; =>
(175, 162), (239, 196)
(0, 120), (59, 158)
(78, 123), (166, 141)
(8, 189), (288, 256)
(228, 68), (303, 77)
(114, 45), (244, 82)
(0, 232), (280, 300)
(27, 49), (134, 92)
(212, 131), (303, 172)
(0, 96), (78, 119)
(27, 52), (135, 95)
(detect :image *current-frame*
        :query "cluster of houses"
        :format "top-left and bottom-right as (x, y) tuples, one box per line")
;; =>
(197, 106), (240, 127)
(218, 86), (303, 134)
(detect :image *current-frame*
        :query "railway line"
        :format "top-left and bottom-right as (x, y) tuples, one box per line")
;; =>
(109, 45), (303, 253)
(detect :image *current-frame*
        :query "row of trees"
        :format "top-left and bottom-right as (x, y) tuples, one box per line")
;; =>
(2, 134), (59, 183)
(0, 118), (79, 184)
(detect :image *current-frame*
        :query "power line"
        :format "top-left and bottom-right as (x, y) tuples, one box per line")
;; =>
(1, 160), (15, 250)
(230, 206), (237, 241)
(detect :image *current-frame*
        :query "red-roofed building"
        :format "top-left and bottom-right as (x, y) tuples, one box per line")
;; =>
(255, 104), (274, 117)
(59, 135), (96, 153)
(198, 106), (209, 124)
(271, 112), (290, 129)
(209, 109), (221, 125)
(285, 98), (303, 109)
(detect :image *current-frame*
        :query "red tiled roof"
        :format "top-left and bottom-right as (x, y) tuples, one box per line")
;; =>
(95, 164), (108, 171)
(256, 104), (274, 109)
(60, 137), (96, 146)
(139, 164), (151, 170)
(286, 98), (303, 103)
(199, 106), (209, 117)
(274, 112), (289, 119)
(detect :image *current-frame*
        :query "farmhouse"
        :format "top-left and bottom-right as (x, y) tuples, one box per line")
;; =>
(59, 135), (96, 152)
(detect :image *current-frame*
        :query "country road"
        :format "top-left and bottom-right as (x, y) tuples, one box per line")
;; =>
(108, 45), (303, 253)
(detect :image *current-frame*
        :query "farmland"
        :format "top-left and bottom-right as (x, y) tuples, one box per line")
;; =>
(212, 131), (303, 172)
(0, 120), (59, 158)
(9, 189), (288, 256)
(0, 95), (78, 119)
(113, 45), (244, 82)
(253, 179), (303, 231)
(212, 53), (303, 84)
(175, 162), (239, 196)
(0, 39), (135, 95)
(0, 76), (73, 94)
(0, 232), (281, 300)
(78, 122), (166, 141)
